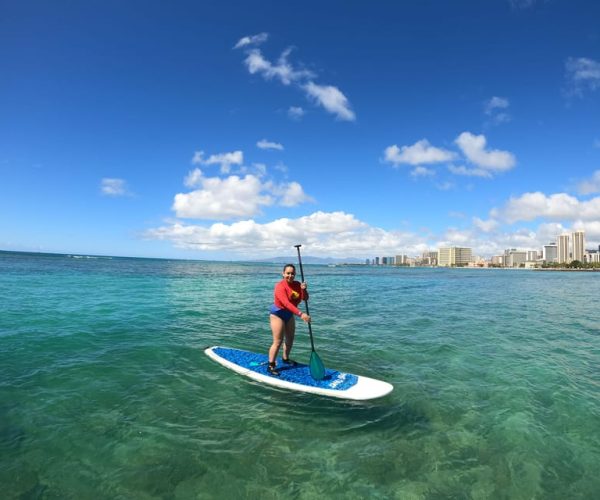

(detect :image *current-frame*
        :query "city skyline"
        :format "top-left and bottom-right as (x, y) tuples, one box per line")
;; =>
(366, 229), (600, 267)
(2, 2), (600, 260)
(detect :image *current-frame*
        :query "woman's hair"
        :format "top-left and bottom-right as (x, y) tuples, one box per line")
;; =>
(283, 264), (296, 273)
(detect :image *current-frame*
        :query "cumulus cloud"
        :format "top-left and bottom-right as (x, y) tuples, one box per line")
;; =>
(576, 170), (600, 195)
(191, 150), (243, 174)
(152, 183), (600, 259)
(145, 211), (429, 257)
(384, 133), (516, 183)
(235, 33), (355, 121)
(100, 178), (129, 197)
(383, 139), (456, 166)
(184, 168), (203, 188)
(173, 174), (272, 219)
(257, 139), (284, 151)
(565, 57), (600, 97)
(174, 170), (313, 220)
(275, 181), (315, 206)
(492, 191), (600, 223)
(455, 132), (516, 172)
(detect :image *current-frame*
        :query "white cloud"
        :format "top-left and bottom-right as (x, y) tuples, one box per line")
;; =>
(100, 178), (129, 197)
(288, 106), (305, 120)
(576, 170), (600, 195)
(565, 57), (600, 97)
(236, 35), (355, 121)
(411, 166), (435, 178)
(302, 82), (355, 121)
(484, 96), (511, 125)
(492, 191), (600, 223)
(383, 139), (456, 166)
(244, 48), (315, 86)
(191, 150), (243, 174)
(276, 181), (315, 206)
(191, 151), (204, 164)
(184, 168), (203, 188)
(448, 165), (493, 178)
(174, 171), (313, 220)
(233, 33), (268, 49)
(574, 220), (600, 241)
(472, 217), (498, 232)
(173, 174), (272, 220)
(385, 133), (515, 180)
(484, 96), (509, 114)
(145, 211), (429, 257)
(151, 184), (600, 259)
(257, 139), (284, 151)
(455, 132), (516, 172)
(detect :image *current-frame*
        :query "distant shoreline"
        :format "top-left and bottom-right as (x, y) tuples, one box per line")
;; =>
(2, 250), (599, 271)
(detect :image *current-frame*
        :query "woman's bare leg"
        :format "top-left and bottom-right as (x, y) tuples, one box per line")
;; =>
(269, 314), (285, 363)
(282, 317), (296, 360)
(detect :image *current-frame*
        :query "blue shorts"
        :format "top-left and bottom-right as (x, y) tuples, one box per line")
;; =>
(269, 304), (294, 323)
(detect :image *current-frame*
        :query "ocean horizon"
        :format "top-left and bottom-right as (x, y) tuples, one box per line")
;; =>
(1, 250), (599, 498)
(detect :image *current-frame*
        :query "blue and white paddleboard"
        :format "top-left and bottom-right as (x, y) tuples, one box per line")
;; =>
(204, 346), (393, 401)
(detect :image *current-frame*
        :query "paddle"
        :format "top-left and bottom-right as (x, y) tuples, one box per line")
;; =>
(294, 244), (326, 380)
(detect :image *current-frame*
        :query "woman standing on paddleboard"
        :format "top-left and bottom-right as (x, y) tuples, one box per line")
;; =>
(268, 264), (311, 376)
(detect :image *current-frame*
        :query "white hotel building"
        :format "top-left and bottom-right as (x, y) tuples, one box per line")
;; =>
(572, 230), (585, 262)
(438, 247), (472, 267)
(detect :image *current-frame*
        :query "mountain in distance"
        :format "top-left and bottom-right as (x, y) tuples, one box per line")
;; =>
(252, 255), (365, 265)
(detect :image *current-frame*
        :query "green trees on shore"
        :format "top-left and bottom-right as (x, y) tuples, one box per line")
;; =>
(541, 260), (600, 269)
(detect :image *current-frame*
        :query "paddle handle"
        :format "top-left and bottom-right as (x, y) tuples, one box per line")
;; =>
(294, 244), (316, 352)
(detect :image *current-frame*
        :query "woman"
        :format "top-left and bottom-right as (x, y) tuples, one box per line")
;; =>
(268, 264), (311, 376)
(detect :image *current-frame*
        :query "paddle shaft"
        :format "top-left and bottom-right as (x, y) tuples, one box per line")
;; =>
(294, 245), (316, 352)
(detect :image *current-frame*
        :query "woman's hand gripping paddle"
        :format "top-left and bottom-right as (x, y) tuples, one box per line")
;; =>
(294, 244), (326, 380)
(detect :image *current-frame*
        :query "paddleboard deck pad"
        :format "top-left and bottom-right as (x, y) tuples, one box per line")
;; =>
(205, 346), (393, 400)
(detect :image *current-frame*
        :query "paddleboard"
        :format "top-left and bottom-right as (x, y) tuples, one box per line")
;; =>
(204, 346), (393, 401)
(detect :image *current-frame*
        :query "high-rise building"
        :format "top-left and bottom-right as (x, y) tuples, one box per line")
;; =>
(419, 251), (437, 266)
(543, 243), (557, 263)
(507, 250), (527, 267)
(572, 230), (585, 262)
(438, 247), (472, 267)
(557, 234), (570, 264)
(491, 255), (504, 266)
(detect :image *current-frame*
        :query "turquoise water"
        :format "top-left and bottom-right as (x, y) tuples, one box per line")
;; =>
(1, 251), (599, 499)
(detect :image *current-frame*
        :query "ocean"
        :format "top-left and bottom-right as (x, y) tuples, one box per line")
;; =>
(1, 251), (599, 499)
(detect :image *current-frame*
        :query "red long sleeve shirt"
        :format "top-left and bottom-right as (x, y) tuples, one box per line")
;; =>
(273, 279), (308, 316)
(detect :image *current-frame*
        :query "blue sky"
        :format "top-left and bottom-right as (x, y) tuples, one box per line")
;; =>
(2, 0), (600, 260)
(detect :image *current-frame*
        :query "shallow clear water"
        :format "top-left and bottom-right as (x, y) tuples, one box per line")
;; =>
(1, 251), (599, 498)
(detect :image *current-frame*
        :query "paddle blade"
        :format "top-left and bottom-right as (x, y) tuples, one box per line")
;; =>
(309, 351), (326, 380)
